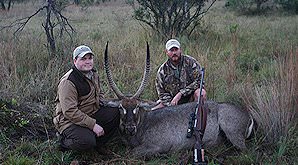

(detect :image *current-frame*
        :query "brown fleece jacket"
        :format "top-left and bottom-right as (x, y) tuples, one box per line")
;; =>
(53, 66), (104, 133)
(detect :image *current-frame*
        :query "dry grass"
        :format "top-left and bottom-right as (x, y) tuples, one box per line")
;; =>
(241, 48), (298, 143)
(0, 0), (298, 164)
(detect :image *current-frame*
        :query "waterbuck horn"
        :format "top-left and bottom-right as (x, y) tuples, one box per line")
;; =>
(132, 42), (151, 99)
(104, 41), (125, 99)
(104, 42), (151, 99)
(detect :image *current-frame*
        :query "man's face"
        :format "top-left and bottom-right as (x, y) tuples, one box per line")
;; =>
(74, 53), (94, 72)
(166, 47), (182, 65)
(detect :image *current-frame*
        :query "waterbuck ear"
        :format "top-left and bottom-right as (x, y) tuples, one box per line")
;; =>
(104, 100), (121, 108)
(139, 102), (153, 111)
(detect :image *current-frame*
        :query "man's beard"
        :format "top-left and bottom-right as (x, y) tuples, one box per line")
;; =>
(170, 55), (181, 64)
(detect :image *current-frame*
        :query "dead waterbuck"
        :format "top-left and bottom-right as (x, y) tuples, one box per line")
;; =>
(103, 42), (254, 158)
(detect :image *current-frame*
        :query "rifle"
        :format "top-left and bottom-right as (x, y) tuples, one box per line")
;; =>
(186, 68), (208, 165)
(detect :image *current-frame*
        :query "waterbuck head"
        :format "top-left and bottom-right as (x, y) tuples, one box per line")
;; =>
(104, 42), (151, 136)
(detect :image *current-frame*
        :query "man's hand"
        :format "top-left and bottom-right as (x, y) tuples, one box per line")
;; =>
(151, 101), (165, 110)
(93, 123), (105, 137)
(201, 88), (207, 101)
(171, 92), (182, 105)
(193, 88), (207, 102)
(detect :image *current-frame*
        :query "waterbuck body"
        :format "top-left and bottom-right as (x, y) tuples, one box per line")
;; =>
(117, 100), (252, 158)
(103, 42), (253, 158)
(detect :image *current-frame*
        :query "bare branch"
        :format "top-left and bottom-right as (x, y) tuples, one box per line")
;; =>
(1, 0), (76, 58)
(0, 6), (47, 35)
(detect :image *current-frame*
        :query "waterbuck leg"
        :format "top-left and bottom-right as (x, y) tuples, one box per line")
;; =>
(130, 144), (163, 158)
(202, 101), (222, 147)
(218, 104), (249, 150)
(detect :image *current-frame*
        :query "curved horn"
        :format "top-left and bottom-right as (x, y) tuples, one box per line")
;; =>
(104, 42), (125, 99)
(132, 42), (151, 98)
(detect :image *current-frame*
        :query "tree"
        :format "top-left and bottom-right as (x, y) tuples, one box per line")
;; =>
(0, 0), (75, 57)
(0, 0), (29, 11)
(0, 0), (13, 10)
(256, 0), (270, 11)
(129, 0), (216, 38)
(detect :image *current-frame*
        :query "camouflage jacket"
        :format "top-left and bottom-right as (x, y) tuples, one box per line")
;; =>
(155, 54), (203, 106)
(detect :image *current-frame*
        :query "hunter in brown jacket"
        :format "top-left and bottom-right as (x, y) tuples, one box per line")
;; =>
(53, 45), (119, 151)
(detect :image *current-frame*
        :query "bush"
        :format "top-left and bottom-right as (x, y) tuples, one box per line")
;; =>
(225, 0), (253, 11)
(129, 0), (216, 38)
(275, 0), (298, 13)
(226, 0), (274, 13)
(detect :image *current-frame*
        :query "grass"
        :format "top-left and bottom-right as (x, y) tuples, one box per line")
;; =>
(241, 48), (297, 142)
(0, 0), (297, 164)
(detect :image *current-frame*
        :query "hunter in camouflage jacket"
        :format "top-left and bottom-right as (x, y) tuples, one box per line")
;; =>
(155, 54), (204, 106)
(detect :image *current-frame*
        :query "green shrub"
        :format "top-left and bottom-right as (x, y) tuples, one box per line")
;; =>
(3, 155), (35, 165)
(275, 0), (298, 13)
(225, 0), (253, 11)
(226, 0), (273, 13)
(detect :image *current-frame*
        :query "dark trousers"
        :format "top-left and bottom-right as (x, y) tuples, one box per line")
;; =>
(178, 93), (194, 105)
(60, 106), (120, 151)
